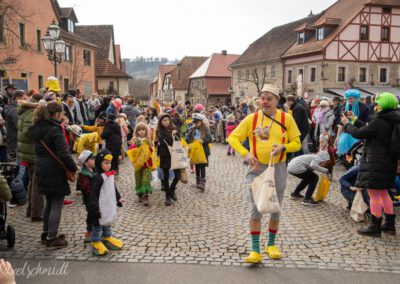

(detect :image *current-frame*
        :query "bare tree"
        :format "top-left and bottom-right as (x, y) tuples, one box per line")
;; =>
(235, 63), (275, 95)
(62, 45), (90, 89)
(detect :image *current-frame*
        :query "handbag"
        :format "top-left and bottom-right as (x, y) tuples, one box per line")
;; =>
(314, 175), (330, 202)
(350, 190), (369, 222)
(40, 140), (77, 182)
(188, 140), (207, 165)
(251, 156), (280, 214)
(165, 135), (189, 170)
(179, 168), (188, 184)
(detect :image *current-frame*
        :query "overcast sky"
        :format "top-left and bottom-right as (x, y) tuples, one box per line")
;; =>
(58, 0), (336, 60)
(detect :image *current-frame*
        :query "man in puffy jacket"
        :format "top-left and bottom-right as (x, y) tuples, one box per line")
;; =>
(17, 93), (44, 221)
(4, 91), (24, 159)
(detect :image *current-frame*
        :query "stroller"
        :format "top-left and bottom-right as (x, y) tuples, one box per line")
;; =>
(0, 162), (18, 248)
(345, 141), (364, 169)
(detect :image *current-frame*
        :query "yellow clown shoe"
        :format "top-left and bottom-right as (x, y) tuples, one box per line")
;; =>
(244, 251), (263, 264)
(102, 237), (124, 250)
(92, 242), (109, 256)
(265, 245), (282, 259)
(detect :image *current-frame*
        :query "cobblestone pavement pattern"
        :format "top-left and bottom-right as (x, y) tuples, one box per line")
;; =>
(1, 144), (399, 273)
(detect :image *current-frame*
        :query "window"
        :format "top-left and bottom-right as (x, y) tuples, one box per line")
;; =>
(109, 81), (114, 89)
(21, 73), (27, 78)
(310, 67), (316, 83)
(359, 67), (367, 83)
(36, 30), (42, 51)
(383, 7), (392, 14)
(382, 27), (390, 42)
(38, 75), (44, 89)
(245, 69), (249, 80)
(19, 23), (25, 48)
(360, 26), (369, 41)
(261, 66), (266, 79)
(298, 68), (304, 82)
(338, 66), (346, 82)
(64, 78), (69, 92)
(63, 46), (72, 61)
(83, 50), (91, 66)
(271, 65), (276, 78)
(379, 67), (388, 83)
(238, 71), (242, 82)
(0, 15), (4, 42)
(287, 70), (293, 84)
(68, 19), (74, 33)
(317, 27), (324, 41)
(298, 32), (305, 45)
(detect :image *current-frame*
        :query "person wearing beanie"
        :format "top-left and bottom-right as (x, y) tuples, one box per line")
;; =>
(225, 113), (238, 156)
(342, 92), (400, 237)
(101, 113), (122, 173)
(288, 133), (334, 205)
(89, 148), (124, 256)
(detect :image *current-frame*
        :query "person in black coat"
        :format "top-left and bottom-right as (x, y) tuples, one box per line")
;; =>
(28, 101), (77, 249)
(155, 113), (180, 206)
(342, 92), (400, 237)
(62, 94), (78, 125)
(101, 114), (122, 173)
(287, 95), (310, 156)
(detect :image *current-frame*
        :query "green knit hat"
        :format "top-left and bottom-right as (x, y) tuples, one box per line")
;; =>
(376, 92), (398, 111)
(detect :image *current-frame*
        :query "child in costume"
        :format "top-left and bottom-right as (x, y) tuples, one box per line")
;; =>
(225, 113), (238, 156)
(82, 113), (106, 150)
(127, 123), (153, 206)
(77, 150), (96, 242)
(75, 132), (98, 157)
(89, 148), (124, 256)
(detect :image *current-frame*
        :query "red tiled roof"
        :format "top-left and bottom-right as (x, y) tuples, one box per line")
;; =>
(231, 13), (321, 67)
(191, 53), (240, 78)
(165, 56), (208, 90)
(60, 29), (97, 48)
(283, 0), (370, 58)
(367, 0), (400, 7)
(159, 65), (176, 80)
(75, 25), (114, 60)
(96, 59), (132, 78)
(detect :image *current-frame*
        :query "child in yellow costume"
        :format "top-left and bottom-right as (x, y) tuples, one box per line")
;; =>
(76, 132), (99, 157)
(127, 123), (154, 206)
(82, 115), (106, 149)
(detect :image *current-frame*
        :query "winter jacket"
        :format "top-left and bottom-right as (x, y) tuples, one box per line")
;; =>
(75, 98), (88, 124)
(288, 152), (330, 175)
(77, 167), (96, 194)
(63, 103), (77, 125)
(28, 119), (77, 196)
(4, 100), (18, 152)
(17, 99), (38, 163)
(89, 148), (122, 226)
(225, 121), (238, 138)
(313, 107), (335, 137)
(156, 129), (178, 169)
(340, 102), (370, 124)
(83, 124), (104, 145)
(122, 104), (141, 129)
(101, 121), (122, 154)
(344, 109), (400, 190)
(76, 132), (98, 157)
(290, 102), (310, 140)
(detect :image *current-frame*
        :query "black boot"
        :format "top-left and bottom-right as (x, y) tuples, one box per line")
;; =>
(165, 186), (173, 206)
(195, 176), (201, 189)
(357, 215), (382, 237)
(170, 188), (177, 201)
(381, 214), (396, 235)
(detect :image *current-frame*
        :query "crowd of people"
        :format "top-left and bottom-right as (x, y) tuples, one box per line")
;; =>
(0, 77), (399, 262)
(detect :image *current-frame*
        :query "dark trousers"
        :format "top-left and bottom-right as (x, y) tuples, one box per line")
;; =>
(291, 169), (319, 200)
(82, 191), (92, 232)
(195, 164), (206, 179)
(43, 195), (64, 239)
(341, 187), (370, 208)
(27, 163), (44, 219)
(111, 152), (119, 172)
(162, 168), (179, 199)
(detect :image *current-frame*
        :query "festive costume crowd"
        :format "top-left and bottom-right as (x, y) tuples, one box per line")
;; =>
(0, 76), (399, 263)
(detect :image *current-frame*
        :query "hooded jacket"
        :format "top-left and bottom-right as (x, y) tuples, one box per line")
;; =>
(28, 119), (77, 196)
(344, 109), (400, 189)
(17, 99), (39, 163)
(101, 120), (122, 154)
(76, 132), (98, 157)
(89, 148), (122, 226)
(4, 100), (18, 151)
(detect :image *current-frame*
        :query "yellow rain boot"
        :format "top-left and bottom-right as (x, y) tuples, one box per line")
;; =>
(102, 236), (124, 250)
(244, 251), (263, 264)
(92, 242), (109, 256)
(265, 245), (282, 259)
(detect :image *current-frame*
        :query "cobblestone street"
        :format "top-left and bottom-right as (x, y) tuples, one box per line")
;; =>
(1, 144), (400, 273)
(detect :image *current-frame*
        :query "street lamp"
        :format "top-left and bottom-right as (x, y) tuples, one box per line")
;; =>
(42, 20), (65, 77)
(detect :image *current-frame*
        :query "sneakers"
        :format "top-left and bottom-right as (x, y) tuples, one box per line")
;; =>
(102, 237), (124, 250)
(8, 202), (17, 208)
(302, 199), (319, 206)
(165, 198), (173, 206)
(244, 251), (263, 264)
(46, 235), (68, 250)
(42, 233), (65, 245)
(92, 241), (109, 256)
(290, 192), (304, 200)
(63, 199), (74, 207)
(265, 245), (282, 259)
(84, 232), (92, 243)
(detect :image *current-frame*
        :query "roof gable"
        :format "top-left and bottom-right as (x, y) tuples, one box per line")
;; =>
(191, 53), (240, 78)
(75, 25), (114, 60)
(166, 56), (208, 90)
(60, 7), (78, 23)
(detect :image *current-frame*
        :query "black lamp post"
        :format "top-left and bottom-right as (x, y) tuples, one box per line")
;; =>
(41, 20), (66, 77)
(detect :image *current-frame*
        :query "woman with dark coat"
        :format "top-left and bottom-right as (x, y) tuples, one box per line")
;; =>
(28, 101), (77, 249)
(342, 92), (400, 237)
(155, 113), (180, 206)
(101, 114), (122, 173)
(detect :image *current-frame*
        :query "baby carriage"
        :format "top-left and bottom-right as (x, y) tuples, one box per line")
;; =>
(345, 141), (364, 168)
(0, 162), (18, 248)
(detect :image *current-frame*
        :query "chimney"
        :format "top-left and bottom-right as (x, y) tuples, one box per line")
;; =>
(309, 10), (313, 16)
(221, 50), (227, 55)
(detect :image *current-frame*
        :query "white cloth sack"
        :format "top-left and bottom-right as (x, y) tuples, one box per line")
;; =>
(251, 158), (281, 214)
(165, 135), (189, 170)
(350, 190), (369, 222)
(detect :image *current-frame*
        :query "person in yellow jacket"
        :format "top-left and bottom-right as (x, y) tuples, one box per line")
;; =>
(228, 84), (301, 264)
(76, 132), (99, 157)
(82, 115), (106, 149)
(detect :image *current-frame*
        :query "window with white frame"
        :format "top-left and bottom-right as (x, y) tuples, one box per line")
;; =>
(271, 65), (276, 78)
(317, 27), (324, 41)
(359, 67), (368, 83)
(298, 32), (305, 45)
(310, 67), (316, 83)
(337, 66), (346, 82)
(287, 69), (293, 84)
(297, 68), (304, 82)
(68, 19), (74, 33)
(379, 67), (389, 84)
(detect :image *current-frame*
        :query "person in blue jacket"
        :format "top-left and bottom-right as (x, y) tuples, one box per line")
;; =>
(339, 166), (369, 209)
